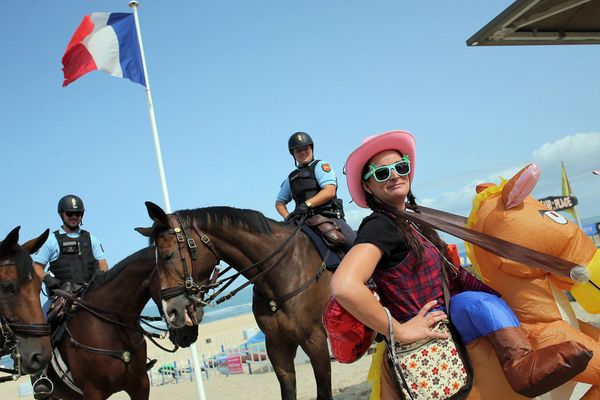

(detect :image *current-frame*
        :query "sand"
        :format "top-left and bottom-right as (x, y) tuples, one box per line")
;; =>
(1, 303), (598, 400)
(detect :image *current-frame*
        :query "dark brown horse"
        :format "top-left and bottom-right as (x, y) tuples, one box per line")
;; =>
(141, 202), (334, 400)
(47, 246), (197, 400)
(0, 226), (51, 379)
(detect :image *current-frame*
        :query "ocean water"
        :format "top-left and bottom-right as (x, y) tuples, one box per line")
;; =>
(142, 284), (254, 325)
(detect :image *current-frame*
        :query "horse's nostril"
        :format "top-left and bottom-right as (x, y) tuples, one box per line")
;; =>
(28, 353), (43, 372)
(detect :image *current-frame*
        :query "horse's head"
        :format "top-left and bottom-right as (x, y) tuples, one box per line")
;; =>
(467, 164), (599, 293)
(145, 258), (199, 347)
(139, 202), (218, 329)
(0, 227), (52, 374)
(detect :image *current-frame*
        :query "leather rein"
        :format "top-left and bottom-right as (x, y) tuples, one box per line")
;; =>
(0, 259), (51, 382)
(156, 214), (325, 312)
(49, 272), (180, 363)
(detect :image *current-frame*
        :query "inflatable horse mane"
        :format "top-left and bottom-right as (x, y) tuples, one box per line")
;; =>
(466, 163), (600, 400)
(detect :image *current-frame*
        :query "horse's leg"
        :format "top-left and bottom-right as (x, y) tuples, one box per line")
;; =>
(80, 384), (107, 400)
(300, 330), (332, 400)
(265, 335), (299, 400)
(127, 373), (150, 400)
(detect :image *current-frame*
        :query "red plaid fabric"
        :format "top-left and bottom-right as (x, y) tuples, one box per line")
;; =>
(372, 231), (444, 322)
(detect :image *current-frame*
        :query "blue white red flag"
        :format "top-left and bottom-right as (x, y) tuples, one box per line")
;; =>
(62, 13), (145, 87)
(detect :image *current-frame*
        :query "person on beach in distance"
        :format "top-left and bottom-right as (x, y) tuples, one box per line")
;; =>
(331, 130), (593, 399)
(275, 131), (347, 222)
(30, 194), (108, 399)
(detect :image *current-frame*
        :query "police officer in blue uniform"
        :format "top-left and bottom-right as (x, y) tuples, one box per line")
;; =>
(30, 194), (108, 399)
(33, 194), (108, 292)
(276, 132), (346, 221)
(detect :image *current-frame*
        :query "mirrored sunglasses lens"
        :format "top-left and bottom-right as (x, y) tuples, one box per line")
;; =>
(394, 162), (410, 176)
(374, 167), (391, 181)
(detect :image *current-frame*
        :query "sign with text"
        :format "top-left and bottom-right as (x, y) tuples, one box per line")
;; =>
(537, 195), (578, 212)
(226, 354), (244, 374)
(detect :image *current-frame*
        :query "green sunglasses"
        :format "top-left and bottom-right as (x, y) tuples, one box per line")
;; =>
(363, 156), (411, 182)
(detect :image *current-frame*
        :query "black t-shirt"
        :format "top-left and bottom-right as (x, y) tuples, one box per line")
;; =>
(354, 212), (409, 269)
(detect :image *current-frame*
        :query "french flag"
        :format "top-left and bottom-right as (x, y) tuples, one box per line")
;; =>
(62, 13), (145, 87)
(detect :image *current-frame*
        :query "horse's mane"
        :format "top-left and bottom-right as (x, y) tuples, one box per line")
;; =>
(88, 247), (154, 290)
(176, 207), (275, 235)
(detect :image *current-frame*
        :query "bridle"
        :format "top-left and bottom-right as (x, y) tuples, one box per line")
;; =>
(156, 213), (222, 303)
(155, 212), (308, 310)
(0, 259), (51, 382)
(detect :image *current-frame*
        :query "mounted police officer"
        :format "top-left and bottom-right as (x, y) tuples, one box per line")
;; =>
(276, 132), (346, 221)
(33, 194), (108, 293)
(30, 194), (108, 399)
(275, 132), (355, 254)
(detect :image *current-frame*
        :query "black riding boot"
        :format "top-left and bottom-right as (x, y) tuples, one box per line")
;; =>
(31, 370), (53, 400)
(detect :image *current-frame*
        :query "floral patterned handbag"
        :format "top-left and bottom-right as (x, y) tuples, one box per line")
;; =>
(383, 307), (472, 400)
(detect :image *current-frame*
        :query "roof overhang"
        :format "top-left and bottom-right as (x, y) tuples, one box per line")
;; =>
(467, 0), (600, 46)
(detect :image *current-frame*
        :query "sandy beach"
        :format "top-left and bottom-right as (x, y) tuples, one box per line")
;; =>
(1, 303), (598, 400)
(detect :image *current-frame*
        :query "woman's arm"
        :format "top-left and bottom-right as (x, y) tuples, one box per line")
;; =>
(331, 243), (448, 343)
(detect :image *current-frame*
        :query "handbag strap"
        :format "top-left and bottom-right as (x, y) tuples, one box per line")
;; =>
(384, 306), (416, 400)
(384, 307), (396, 359)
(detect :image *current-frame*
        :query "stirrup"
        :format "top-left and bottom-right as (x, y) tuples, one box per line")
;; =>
(32, 375), (54, 399)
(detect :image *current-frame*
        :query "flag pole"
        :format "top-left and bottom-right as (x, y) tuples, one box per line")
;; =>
(128, 2), (207, 399)
(128, 0), (171, 213)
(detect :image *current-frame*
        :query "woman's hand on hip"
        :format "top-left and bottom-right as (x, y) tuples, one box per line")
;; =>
(393, 300), (449, 343)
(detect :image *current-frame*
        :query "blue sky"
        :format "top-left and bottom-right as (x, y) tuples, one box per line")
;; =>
(1, 1), (599, 265)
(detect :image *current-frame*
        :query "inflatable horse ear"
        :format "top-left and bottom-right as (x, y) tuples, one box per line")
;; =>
(501, 163), (540, 209)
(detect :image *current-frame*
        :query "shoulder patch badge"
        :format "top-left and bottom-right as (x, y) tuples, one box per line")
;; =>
(321, 163), (331, 172)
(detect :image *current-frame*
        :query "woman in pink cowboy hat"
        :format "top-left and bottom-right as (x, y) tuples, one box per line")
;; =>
(330, 130), (591, 400)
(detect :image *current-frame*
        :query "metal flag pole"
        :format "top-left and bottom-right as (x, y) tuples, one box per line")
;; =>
(128, 2), (207, 399)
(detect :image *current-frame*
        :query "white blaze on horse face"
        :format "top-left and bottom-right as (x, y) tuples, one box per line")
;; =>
(161, 300), (173, 323)
(544, 210), (568, 225)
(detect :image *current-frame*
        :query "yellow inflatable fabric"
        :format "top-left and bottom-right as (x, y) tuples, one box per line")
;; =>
(466, 164), (600, 399)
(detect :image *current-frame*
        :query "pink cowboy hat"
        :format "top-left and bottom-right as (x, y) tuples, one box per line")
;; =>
(345, 130), (416, 208)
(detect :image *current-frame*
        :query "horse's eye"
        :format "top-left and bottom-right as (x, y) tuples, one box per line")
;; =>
(165, 252), (175, 262)
(0, 283), (15, 294)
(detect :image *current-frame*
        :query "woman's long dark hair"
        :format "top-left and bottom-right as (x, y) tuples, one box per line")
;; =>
(363, 168), (448, 263)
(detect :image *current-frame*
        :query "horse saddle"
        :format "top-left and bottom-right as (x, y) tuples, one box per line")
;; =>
(48, 282), (87, 347)
(47, 282), (84, 325)
(300, 216), (356, 270)
(305, 215), (346, 250)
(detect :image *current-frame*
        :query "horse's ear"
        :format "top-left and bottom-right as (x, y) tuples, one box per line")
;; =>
(21, 229), (50, 255)
(135, 227), (153, 237)
(0, 226), (21, 255)
(145, 201), (170, 227)
(501, 163), (540, 209)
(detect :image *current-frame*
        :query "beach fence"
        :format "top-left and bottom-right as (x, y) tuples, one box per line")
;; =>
(147, 328), (264, 386)
(148, 327), (312, 386)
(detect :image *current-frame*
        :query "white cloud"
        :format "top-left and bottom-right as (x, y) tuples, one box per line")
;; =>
(420, 165), (523, 215)
(419, 132), (600, 218)
(533, 132), (600, 175)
